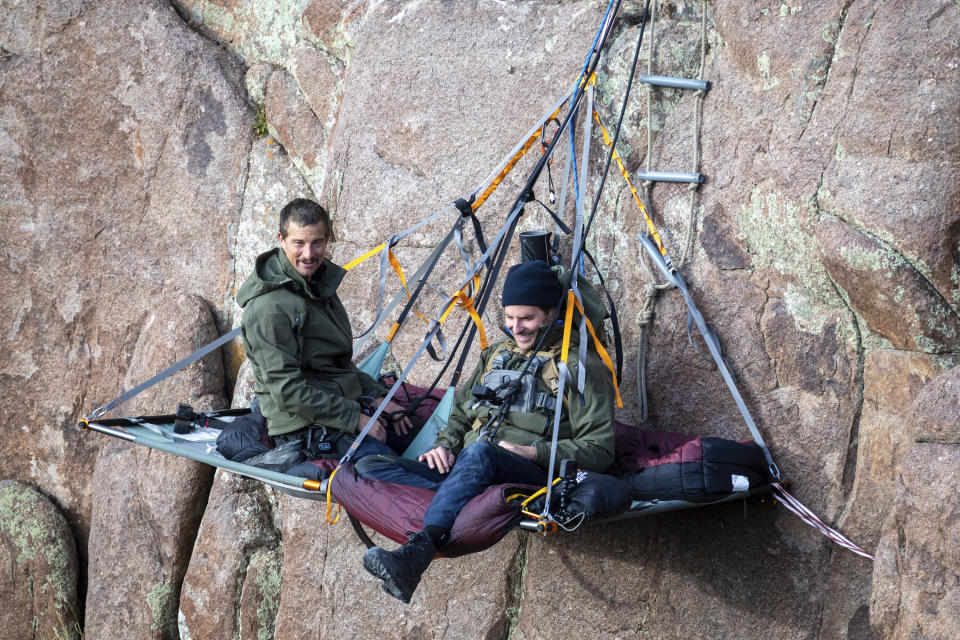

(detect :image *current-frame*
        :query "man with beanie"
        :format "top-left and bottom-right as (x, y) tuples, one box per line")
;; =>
(362, 260), (616, 603)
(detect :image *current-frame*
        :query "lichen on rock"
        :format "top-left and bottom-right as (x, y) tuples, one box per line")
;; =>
(0, 480), (80, 640)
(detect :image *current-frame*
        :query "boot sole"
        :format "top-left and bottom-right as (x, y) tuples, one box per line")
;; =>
(363, 548), (413, 604)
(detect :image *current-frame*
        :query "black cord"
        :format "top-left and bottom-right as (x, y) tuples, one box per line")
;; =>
(576, 0), (652, 268)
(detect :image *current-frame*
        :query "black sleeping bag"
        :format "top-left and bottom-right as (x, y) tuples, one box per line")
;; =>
(611, 424), (771, 501)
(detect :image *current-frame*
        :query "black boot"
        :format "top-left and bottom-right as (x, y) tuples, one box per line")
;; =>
(242, 435), (306, 472)
(363, 530), (436, 603)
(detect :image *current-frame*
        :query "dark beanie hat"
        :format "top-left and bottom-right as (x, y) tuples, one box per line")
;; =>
(501, 261), (562, 308)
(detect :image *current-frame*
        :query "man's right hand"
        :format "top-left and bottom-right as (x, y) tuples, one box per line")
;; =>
(419, 446), (456, 474)
(357, 413), (387, 442)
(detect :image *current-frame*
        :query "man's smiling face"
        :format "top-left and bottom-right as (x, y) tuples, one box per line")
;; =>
(503, 304), (553, 351)
(279, 221), (328, 279)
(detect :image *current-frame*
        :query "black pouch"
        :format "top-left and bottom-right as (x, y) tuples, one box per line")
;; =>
(301, 426), (355, 460)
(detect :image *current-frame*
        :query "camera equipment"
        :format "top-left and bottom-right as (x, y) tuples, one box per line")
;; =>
(471, 385), (503, 406)
(557, 458), (579, 514)
(174, 403), (197, 434)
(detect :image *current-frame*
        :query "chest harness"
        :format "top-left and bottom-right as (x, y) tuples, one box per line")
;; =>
(470, 343), (570, 438)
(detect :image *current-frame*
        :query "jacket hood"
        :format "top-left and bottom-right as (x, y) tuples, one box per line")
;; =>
(237, 248), (346, 307)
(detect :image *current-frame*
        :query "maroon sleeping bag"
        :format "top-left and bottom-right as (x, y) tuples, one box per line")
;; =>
(330, 464), (538, 558)
(314, 384), (770, 555)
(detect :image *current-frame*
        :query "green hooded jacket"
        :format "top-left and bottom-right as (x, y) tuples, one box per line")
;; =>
(434, 323), (616, 473)
(236, 248), (386, 436)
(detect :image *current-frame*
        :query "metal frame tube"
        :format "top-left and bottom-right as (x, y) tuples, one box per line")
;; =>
(634, 170), (704, 184)
(637, 74), (710, 91)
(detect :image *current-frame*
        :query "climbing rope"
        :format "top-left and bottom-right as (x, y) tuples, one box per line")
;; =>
(772, 484), (875, 560)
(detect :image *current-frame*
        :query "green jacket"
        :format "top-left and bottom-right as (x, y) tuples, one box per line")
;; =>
(435, 325), (616, 473)
(237, 248), (386, 436)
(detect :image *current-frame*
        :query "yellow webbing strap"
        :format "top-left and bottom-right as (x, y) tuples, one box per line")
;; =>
(560, 290), (622, 408)
(561, 290), (576, 364)
(572, 295), (623, 408)
(472, 103), (567, 212)
(436, 277), (489, 350)
(343, 242), (387, 272)
(344, 244), (430, 345)
(593, 110), (667, 257)
(325, 466), (342, 524)
(386, 321), (401, 343)
(388, 248), (430, 327)
(453, 275), (488, 350)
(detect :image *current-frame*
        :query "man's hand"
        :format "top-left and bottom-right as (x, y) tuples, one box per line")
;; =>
(498, 440), (537, 460)
(377, 396), (413, 436)
(357, 413), (387, 442)
(419, 446), (456, 474)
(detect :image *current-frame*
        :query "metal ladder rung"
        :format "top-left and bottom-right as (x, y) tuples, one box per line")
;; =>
(637, 74), (710, 92)
(634, 171), (704, 184)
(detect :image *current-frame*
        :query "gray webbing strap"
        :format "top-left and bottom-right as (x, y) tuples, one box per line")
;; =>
(341, 203), (527, 463)
(87, 327), (242, 421)
(353, 206), (459, 344)
(353, 220), (462, 353)
(542, 361), (571, 518)
(575, 86), (595, 396)
(637, 233), (780, 479)
(553, 136), (574, 248)
(565, 84), (594, 397)
(353, 90), (573, 353)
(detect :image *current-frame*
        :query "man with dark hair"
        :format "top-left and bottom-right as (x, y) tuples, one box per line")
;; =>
(236, 198), (409, 469)
(361, 260), (616, 603)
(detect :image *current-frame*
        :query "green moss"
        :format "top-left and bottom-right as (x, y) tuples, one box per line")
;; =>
(189, 0), (310, 67)
(736, 188), (860, 343)
(252, 103), (269, 138)
(757, 51), (780, 90)
(737, 189), (812, 276)
(0, 482), (76, 622)
(253, 553), (282, 640)
(838, 244), (901, 272)
(147, 580), (175, 633)
(822, 18), (842, 45)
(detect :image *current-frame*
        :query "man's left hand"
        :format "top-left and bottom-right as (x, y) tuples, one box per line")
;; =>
(497, 441), (536, 460)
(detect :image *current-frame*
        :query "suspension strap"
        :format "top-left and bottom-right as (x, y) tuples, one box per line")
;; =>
(558, 290), (622, 408)
(340, 202), (528, 464)
(85, 327), (241, 421)
(387, 248), (431, 327)
(638, 232), (780, 480)
(593, 109), (667, 257)
(471, 102), (567, 212)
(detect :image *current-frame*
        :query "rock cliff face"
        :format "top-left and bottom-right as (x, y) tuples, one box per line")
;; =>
(0, 1), (957, 638)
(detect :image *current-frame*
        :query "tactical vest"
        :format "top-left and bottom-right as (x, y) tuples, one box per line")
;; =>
(470, 342), (568, 431)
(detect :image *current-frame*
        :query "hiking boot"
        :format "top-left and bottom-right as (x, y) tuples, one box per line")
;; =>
(362, 530), (436, 604)
(242, 438), (306, 472)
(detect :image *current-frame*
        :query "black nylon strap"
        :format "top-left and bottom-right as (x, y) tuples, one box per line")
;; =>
(534, 200), (573, 236)
(583, 249), (624, 381)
